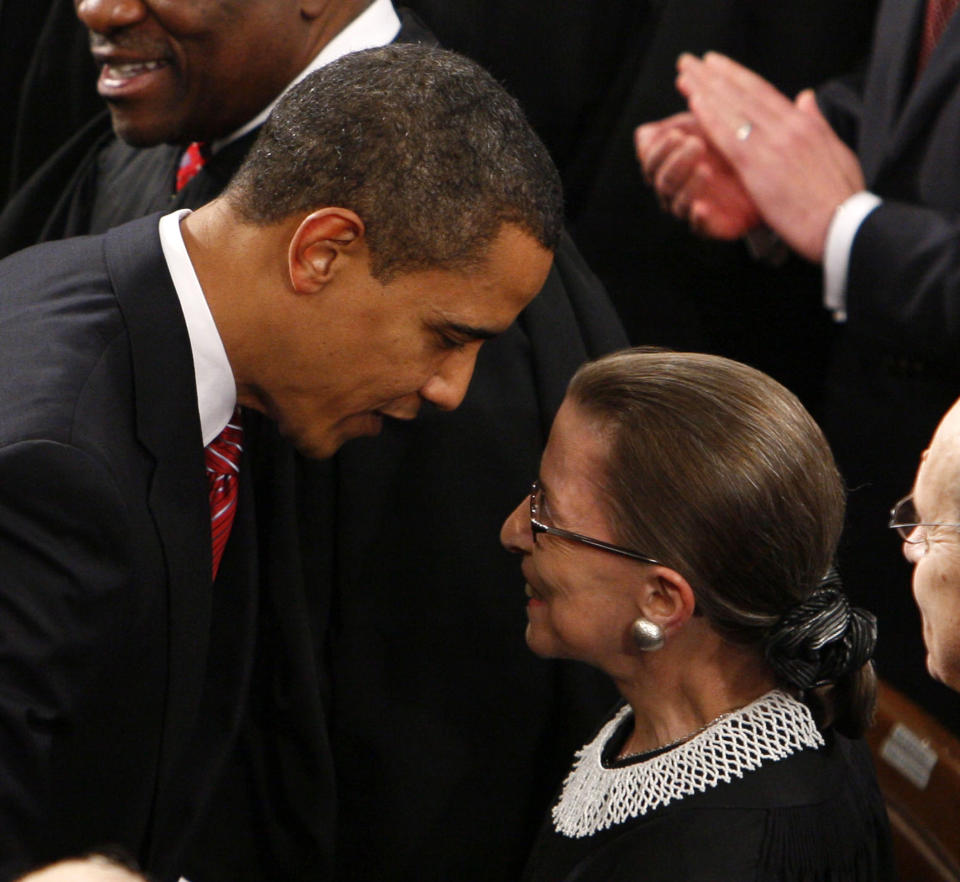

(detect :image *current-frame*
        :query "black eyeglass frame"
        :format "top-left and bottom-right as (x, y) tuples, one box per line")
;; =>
(888, 494), (960, 544)
(529, 480), (661, 564)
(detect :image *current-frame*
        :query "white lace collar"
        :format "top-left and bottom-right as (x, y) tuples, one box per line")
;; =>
(552, 689), (824, 838)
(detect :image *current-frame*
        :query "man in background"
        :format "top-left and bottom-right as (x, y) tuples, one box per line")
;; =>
(637, 0), (960, 734)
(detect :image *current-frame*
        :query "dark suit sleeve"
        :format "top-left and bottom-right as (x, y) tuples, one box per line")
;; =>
(844, 201), (960, 364)
(0, 439), (136, 877)
(816, 69), (867, 148)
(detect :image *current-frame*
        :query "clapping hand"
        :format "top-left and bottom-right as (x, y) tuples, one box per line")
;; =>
(636, 52), (865, 263)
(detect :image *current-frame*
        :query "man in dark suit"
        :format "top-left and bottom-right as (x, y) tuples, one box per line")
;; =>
(0, 45), (559, 881)
(637, 0), (960, 732)
(0, 1), (626, 879)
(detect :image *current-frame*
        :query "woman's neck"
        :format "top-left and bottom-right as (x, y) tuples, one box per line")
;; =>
(612, 632), (777, 758)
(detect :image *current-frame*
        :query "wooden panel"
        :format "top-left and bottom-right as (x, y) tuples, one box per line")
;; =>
(867, 681), (960, 881)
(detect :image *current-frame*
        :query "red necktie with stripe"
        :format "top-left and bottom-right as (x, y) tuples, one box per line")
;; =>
(918, 0), (960, 73)
(176, 141), (209, 192)
(206, 409), (243, 580)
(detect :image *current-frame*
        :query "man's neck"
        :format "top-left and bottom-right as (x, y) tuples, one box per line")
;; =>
(211, 0), (401, 153)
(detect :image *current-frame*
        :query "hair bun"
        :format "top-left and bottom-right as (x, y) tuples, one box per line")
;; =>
(764, 571), (877, 690)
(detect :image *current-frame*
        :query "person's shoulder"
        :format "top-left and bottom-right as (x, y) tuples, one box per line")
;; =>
(593, 734), (889, 881)
(517, 229), (628, 360)
(0, 229), (108, 290)
(685, 732), (892, 881)
(89, 140), (180, 230)
(396, 7), (440, 46)
(0, 217), (166, 443)
(687, 728), (876, 811)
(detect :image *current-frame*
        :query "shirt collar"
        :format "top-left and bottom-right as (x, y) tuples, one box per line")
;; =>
(211, 0), (402, 151)
(158, 209), (237, 446)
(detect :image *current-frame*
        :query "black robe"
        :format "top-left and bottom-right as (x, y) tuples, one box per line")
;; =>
(523, 720), (893, 882)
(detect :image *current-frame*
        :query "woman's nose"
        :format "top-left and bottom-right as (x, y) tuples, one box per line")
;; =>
(500, 496), (532, 554)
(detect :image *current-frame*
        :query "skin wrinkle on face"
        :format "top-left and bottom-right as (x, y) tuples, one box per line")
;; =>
(501, 399), (648, 674)
(904, 402), (960, 691)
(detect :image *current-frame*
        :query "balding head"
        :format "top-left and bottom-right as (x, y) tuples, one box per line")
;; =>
(926, 400), (960, 520)
(17, 857), (146, 882)
(901, 397), (960, 692)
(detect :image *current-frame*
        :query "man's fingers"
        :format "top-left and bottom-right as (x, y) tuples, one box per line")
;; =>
(653, 135), (704, 198)
(639, 127), (685, 183)
(677, 52), (795, 158)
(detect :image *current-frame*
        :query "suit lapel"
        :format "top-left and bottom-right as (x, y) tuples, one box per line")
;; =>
(103, 214), (215, 780)
(889, 10), (960, 160)
(859, 0), (925, 181)
(862, 0), (960, 182)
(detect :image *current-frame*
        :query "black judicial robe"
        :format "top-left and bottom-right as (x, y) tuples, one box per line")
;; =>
(0, 11), (627, 880)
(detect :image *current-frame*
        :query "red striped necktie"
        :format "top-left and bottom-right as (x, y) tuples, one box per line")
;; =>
(205, 409), (243, 580)
(176, 141), (209, 192)
(918, 0), (960, 73)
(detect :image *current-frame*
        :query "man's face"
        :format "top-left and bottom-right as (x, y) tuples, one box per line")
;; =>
(76, 0), (315, 145)
(245, 224), (553, 460)
(903, 400), (960, 692)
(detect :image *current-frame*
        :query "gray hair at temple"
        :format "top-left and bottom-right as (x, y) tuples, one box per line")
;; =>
(568, 348), (877, 737)
(226, 44), (563, 281)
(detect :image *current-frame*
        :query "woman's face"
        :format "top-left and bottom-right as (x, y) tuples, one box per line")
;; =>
(500, 398), (646, 671)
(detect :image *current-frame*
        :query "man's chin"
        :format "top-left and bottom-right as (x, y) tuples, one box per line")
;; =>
(925, 651), (960, 693)
(109, 113), (179, 149)
(284, 413), (385, 461)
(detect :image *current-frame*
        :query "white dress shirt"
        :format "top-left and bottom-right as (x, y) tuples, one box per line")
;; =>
(822, 191), (883, 321)
(158, 209), (236, 446)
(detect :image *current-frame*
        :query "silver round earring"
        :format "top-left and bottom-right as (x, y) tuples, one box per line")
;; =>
(631, 618), (665, 651)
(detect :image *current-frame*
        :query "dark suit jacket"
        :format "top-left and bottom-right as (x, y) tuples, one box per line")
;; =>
(818, 0), (960, 360)
(0, 215), (258, 880)
(0, 10), (627, 881)
(813, 0), (960, 734)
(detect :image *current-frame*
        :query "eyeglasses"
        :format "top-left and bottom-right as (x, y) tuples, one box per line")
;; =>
(529, 480), (661, 564)
(889, 494), (960, 544)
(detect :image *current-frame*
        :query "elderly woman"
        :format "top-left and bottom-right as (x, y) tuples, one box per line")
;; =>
(501, 349), (892, 882)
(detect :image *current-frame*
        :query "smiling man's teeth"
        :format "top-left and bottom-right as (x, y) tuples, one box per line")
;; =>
(525, 584), (534, 598)
(104, 60), (165, 79)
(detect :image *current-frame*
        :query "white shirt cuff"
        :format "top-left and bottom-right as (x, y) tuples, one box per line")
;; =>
(822, 191), (882, 322)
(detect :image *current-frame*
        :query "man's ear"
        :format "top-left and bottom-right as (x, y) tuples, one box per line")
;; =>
(288, 208), (365, 293)
(299, 0), (332, 19)
(637, 566), (697, 636)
